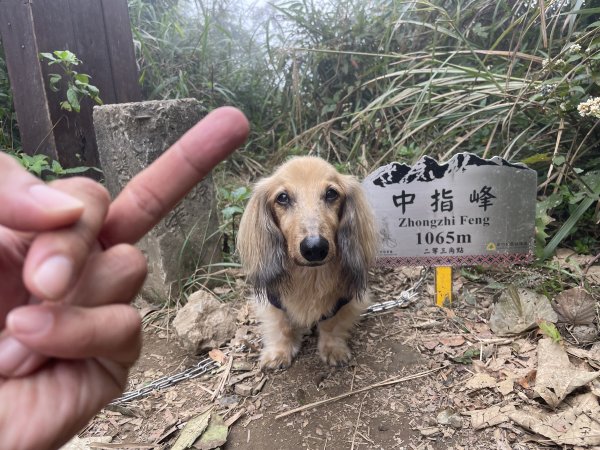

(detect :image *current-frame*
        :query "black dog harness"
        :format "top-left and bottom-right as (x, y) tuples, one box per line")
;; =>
(266, 292), (350, 322)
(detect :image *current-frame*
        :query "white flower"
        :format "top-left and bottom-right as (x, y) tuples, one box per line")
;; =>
(568, 43), (581, 54)
(542, 58), (550, 69)
(578, 97), (600, 119)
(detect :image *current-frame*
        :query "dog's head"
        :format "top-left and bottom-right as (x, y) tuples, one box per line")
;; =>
(237, 156), (378, 299)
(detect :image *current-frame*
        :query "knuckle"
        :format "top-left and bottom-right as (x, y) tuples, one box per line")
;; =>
(126, 182), (166, 222)
(51, 177), (111, 206)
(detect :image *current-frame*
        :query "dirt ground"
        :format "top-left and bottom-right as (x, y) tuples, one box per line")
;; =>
(79, 260), (599, 450)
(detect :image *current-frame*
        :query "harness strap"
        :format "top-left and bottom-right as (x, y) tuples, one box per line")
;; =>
(320, 297), (350, 321)
(267, 291), (283, 310)
(267, 292), (350, 322)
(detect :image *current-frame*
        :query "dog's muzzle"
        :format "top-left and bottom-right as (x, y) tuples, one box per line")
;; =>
(300, 235), (329, 263)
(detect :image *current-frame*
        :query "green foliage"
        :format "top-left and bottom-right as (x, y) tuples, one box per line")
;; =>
(0, 45), (19, 152)
(264, 0), (600, 257)
(538, 320), (563, 343)
(7, 150), (98, 180)
(40, 50), (103, 112)
(540, 171), (600, 258)
(217, 185), (251, 257)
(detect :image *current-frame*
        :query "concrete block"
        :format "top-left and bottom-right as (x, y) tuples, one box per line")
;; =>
(94, 99), (221, 302)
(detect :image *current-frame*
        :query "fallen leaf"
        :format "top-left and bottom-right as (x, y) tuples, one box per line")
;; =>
(60, 436), (112, 450)
(553, 287), (596, 325)
(535, 338), (600, 408)
(194, 412), (229, 450)
(439, 336), (466, 347)
(489, 286), (558, 336)
(171, 408), (212, 450)
(496, 379), (514, 396)
(208, 349), (226, 365)
(450, 347), (480, 364)
(421, 340), (439, 350)
(517, 370), (537, 389)
(509, 393), (600, 446)
(586, 265), (600, 284)
(567, 344), (600, 370)
(465, 373), (497, 391)
(467, 403), (516, 430)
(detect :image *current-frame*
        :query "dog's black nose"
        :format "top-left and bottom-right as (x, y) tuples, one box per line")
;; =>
(300, 236), (329, 262)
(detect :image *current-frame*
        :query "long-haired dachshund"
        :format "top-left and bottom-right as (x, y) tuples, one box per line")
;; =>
(237, 156), (378, 369)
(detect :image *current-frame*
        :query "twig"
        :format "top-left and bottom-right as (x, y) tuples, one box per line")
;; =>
(275, 365), (448, 419)
(350, 365), (357, 391)
(357, 431), (375, 445)
(350, 394), (367, 450)
(211, 355), (233, 402)
(197, 384), (216, 397)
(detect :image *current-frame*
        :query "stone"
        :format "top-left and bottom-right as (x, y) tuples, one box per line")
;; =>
(93, 99), (221, 302)
(234, 383), (254, 397)
(172, 290), (236, 354)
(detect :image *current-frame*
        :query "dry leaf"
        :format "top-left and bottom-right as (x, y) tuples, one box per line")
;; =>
(60, 436), (112, 450)
(517, 370), (537, 389)
(421, 339), (439, 350)
(509, 393), (600, 446)
(208, 349), (226, 365)
(586, 265), (600, 284)
(535, 338), (600, 408)
(496, 379), (514, 396)
(467, 403), (516, 430)
(171, 409), (212, 450)
(194, 412), (229, 450)
(439, 335), (466, 347)
(489, 286), (558, 336)
(553, 287), (596, 325)
(465, 373), (497, 391)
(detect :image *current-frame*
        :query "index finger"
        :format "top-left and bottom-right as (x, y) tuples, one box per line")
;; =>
(99, 106), (249, 246)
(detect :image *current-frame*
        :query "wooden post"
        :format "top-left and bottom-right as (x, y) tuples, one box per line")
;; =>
(0, 0), (141, 171)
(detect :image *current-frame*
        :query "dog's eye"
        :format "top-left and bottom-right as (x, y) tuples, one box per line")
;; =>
(325, 188), (339, 202)
(276, 192), (290, 205)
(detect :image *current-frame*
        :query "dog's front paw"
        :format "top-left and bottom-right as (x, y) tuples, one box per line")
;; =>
(318, 337), (351, 366)
(260, 346), (295, 370)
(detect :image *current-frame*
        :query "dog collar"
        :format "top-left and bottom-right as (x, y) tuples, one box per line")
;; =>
(266, 292), (350, 322)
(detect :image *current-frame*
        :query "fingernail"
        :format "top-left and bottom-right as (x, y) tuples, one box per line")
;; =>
(0, 337), (32, 376)
(32, 256), (73, 299)
(29, 184), (84, 213)
(7, 307), (54, 336)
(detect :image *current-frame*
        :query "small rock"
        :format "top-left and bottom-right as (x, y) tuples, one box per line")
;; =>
(173, 290), (237, 354)
(217, 395), (240, 407)
(420, 426), (441, 437)
(570, 324), (599, 343)
(233, 361), (254, 371)
(234, 383), (254, 397)
(437, 408), (463, 429)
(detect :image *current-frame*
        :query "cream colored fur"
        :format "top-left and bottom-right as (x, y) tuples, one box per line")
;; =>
(237, 156), (378, 369)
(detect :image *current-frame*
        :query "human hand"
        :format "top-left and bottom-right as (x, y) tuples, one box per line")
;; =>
(0, 107), (249, 450)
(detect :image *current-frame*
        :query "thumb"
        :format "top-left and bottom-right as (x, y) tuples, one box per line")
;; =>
(0, 153), (84, 231)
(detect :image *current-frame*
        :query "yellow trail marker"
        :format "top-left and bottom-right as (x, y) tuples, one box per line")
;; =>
(435, 266), (452, 307)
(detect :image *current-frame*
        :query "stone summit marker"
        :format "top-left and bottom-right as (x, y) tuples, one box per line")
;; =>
(363, 153), (537, 305)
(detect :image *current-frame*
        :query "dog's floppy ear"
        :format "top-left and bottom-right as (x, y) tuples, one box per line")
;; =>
(337, 175), (378, 300)
(237, 179), (287, 297)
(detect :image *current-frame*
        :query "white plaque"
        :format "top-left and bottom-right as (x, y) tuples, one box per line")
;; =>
(362, 153), (537, 267)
